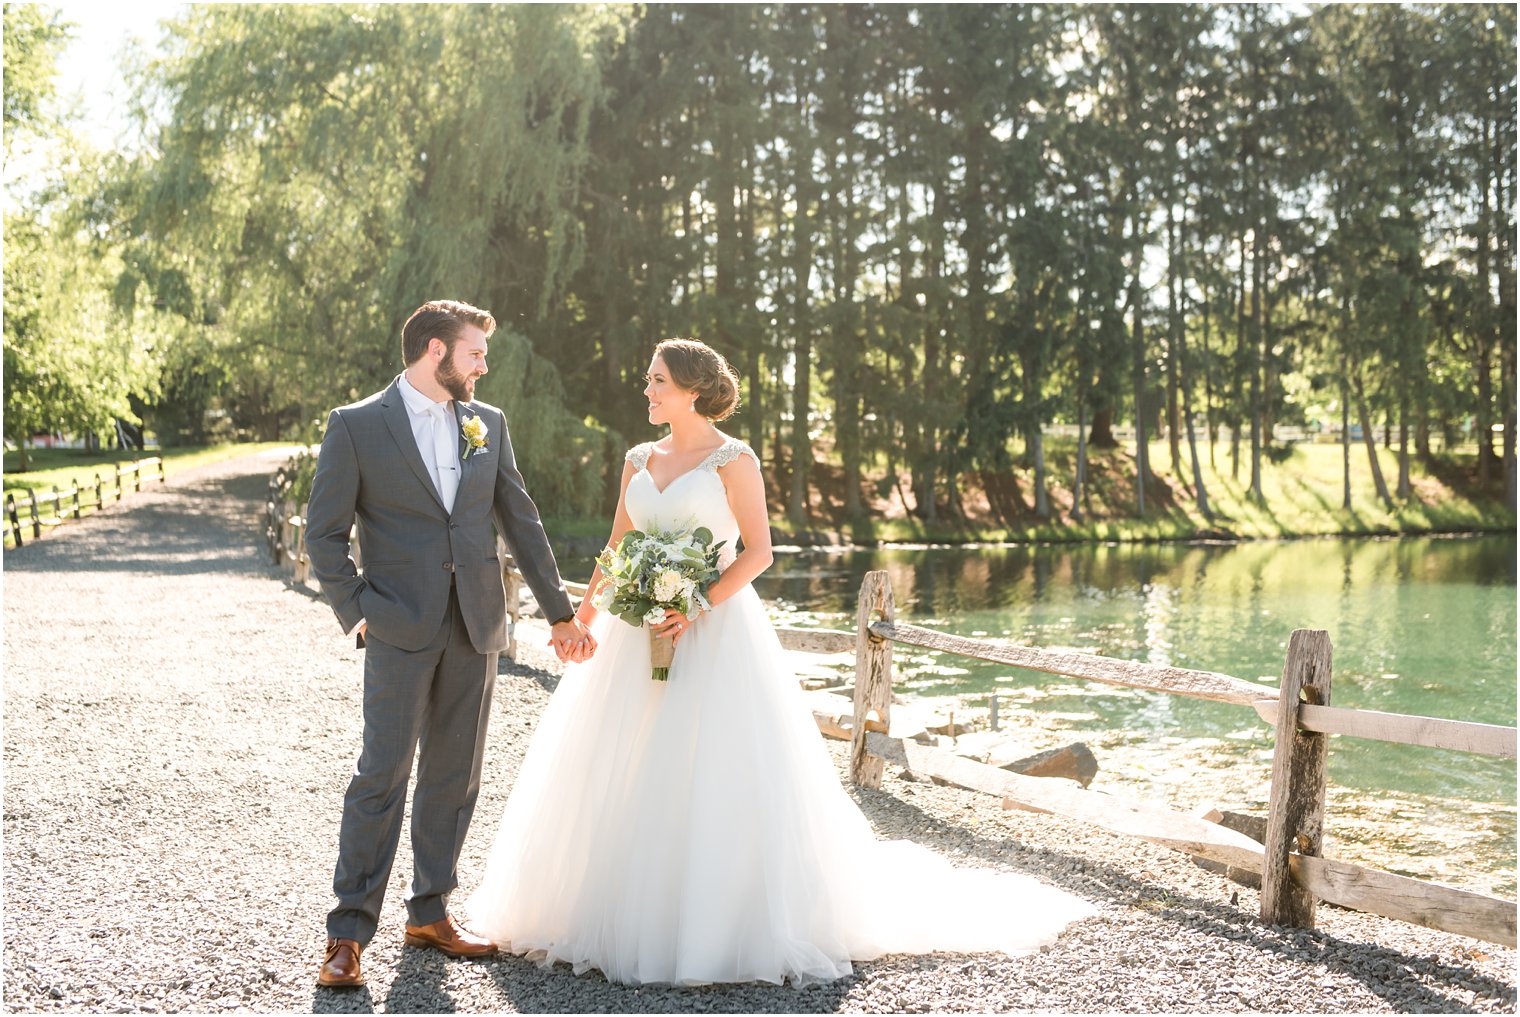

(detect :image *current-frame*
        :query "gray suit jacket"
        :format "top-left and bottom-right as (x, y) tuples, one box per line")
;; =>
(305, 377), (574, 654)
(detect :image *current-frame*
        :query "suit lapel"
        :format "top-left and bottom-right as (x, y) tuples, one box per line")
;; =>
(380, 379), (447, 514)
(454, 402), (483, 511)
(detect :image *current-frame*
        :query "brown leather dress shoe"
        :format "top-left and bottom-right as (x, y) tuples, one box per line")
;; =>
(317, 937), (364, 987)
(403, 915), (498, 958)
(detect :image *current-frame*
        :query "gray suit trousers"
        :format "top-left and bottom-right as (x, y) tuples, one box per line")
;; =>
(327, 584), (497, 944)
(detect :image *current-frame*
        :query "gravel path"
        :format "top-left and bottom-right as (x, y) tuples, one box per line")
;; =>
(3, 451), (1515, 1014)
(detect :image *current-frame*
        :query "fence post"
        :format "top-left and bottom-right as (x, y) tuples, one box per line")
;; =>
(505, 567), (521, 662)
(94, 473), (104, 510)
(280, 500), (295, 568)
(498, 535), (520, 661)
(291, 502), (310, 584)
(1261, 628), (1333, 929)
(850, 570), (895, 788)
(132, 460), (142, 492)
(6, 493), (21, 548)
(28, 489), (41, 538)
(70, 480), (82, 519)
(115, 464), (124, 500)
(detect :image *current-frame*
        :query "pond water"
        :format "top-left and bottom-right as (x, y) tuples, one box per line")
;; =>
(750, 534), (1517, 898)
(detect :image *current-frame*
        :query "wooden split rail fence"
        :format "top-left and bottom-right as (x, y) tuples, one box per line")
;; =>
(265, 484), (588, 662)
(273, 492), (1515, 949)
(4, 457), (166, 549)
(780, 570), (1516, 949)
(506, 559), (1516, 947)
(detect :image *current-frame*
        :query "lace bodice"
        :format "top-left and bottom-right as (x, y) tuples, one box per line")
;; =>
(624, 438), (758, 563)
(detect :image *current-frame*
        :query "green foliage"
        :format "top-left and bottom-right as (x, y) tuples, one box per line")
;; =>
(472, 332), (614, 519)
(2, 3), (71, 155)
(13, 3), (1516, 528)
(113, 5), (621, 456)
(593, 526), (726, 626)
(281, 446), (320, 509)
(3, 210), (161, 447)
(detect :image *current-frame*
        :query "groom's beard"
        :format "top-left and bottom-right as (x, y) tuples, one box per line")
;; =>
(437, 356), (476, 402)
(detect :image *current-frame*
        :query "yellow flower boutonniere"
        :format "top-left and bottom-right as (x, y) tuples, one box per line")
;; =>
(461, 415), (489, 460)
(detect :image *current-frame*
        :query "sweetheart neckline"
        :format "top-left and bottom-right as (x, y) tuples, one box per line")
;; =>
(635, 440), (738, 495)
(637, 464), (719, 496)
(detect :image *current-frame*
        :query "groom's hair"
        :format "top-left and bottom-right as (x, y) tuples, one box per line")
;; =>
(402, 300), (497, 364)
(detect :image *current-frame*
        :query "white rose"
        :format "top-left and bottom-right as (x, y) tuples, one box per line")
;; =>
(643, 606), (668, 626)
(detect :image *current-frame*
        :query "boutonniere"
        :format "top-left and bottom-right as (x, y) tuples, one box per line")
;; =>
(461, 414), (490, 459)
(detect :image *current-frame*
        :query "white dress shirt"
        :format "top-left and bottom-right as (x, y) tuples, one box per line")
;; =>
(397, 372), (460, 514)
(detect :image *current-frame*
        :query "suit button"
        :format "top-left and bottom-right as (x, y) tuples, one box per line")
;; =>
(450, 523), (459, 530)
(442, 562), (455, 572)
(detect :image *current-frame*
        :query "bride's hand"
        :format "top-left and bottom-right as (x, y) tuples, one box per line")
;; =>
(654, 609), (696, 646)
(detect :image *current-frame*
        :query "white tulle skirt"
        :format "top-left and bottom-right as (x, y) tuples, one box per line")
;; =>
(464, 586), (1095, 986)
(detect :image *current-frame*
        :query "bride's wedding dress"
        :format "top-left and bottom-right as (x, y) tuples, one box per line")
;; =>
(465, 437), (1094, 986)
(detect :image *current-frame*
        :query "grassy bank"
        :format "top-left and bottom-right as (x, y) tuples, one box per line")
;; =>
(547, 438), (1514, 546)
(821, 439), (1515, 544)
(2, 442), (295, 499)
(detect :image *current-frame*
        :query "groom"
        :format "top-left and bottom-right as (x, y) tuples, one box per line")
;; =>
(305, 299), (595, 987)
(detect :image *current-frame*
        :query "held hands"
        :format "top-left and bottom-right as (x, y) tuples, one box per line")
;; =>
(549, 618), (597, 664)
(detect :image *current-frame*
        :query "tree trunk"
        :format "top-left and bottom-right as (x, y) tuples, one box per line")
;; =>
(1396, 403), (1412, 500)
(1089, 406), (1118, 448)
(1352, 370), (1394, 509)
(1200, 288), (1217, 471)
(1031, 424), (1049, 520)
(1476, 109), (1496, 478)
(788, 186), (814, 525)
(1248, 225), (1265, 504)
(1176, 302), (1210, 522)
(1166, 199), (1183, 478)
(1415, 381), (1432, 463)
(1230, 418), (1241, 482)
(1130, 249), (1150, 518)
(1341, 372), (1352, 511)
(1073, 395), (1088, 523)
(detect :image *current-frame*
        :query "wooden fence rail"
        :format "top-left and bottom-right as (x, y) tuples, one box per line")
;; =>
(833, 569), (1516, 948)
(265, 487), (590, 664)
(261, 473), (1514, 950)
(4, 457), (166, 548)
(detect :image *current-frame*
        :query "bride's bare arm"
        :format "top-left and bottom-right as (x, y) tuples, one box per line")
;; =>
(703, 452), (774, 608)
(574, 461), (640, 626)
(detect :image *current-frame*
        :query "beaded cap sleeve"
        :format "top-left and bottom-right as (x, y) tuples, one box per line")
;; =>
(704, 438), (759, 472)
(624, 442), (656, 471)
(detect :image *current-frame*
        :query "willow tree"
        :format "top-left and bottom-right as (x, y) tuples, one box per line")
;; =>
(4, 5), (162, 466)
(115, 4), (621, 512)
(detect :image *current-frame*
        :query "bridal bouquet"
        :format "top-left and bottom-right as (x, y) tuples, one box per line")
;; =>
(593, 526), (726, 681)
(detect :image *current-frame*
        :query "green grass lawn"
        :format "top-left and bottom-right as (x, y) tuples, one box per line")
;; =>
(3, 442), (296, 497)
(850, 439), (1514, 544)
(547, 439), (1512, 546)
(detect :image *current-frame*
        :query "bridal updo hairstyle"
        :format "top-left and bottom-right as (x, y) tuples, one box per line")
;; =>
(402, 299), (497, 364)
(654, 338), (741, 422)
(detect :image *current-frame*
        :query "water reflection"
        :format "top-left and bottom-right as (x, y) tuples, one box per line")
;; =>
(751, 534), (1518, 897)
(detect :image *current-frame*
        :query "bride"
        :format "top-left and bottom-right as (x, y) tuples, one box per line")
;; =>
(464, 338), (1094, 986)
